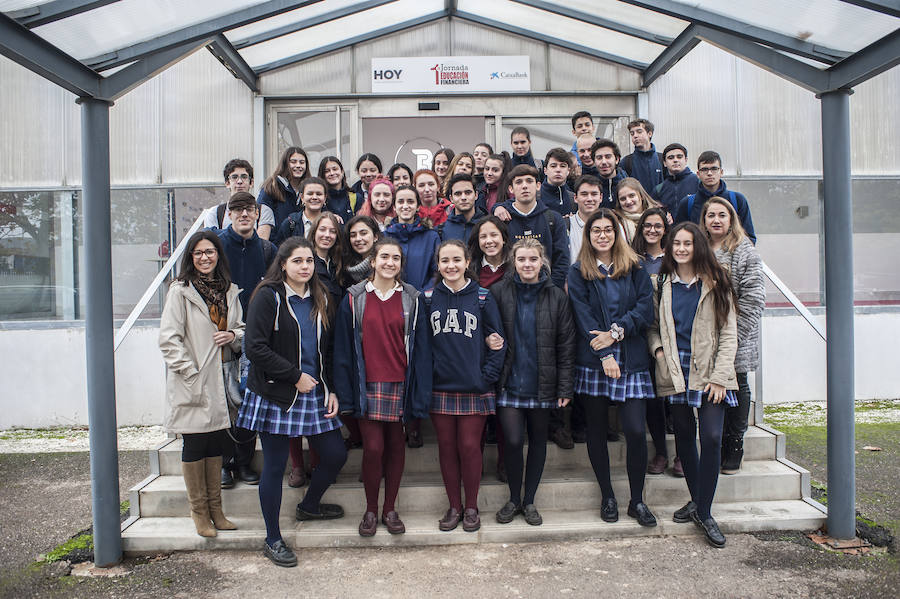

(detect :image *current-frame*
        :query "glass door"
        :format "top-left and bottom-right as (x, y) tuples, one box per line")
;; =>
(266, 103), (358, 176)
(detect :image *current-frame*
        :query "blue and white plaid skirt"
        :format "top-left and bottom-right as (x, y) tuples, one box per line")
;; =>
(496, 389), (550, 410)
(574, 347), (655, 402)
(431, 390), (495, 416)
(665, 349), (738, 408)
(364, 381), (405, 422)
(236, 387), (342, 437)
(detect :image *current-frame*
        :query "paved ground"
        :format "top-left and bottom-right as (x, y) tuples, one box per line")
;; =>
(1, 401), (898, 599)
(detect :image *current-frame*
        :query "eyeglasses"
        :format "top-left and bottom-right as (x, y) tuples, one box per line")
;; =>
(642, 223), (665, 231)
(191, 249), (217, 258)
(228, 173), (250, 182)
(230, 207), (256, 215)
(590, 226), (615, 236)
(698, 166), (721, 174)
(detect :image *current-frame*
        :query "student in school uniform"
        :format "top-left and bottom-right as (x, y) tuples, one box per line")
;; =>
(257, 147), (309, 240)
(341, 215), (382, 288)
(333, 238), (432, 537)
(427, 240), (506, 532)
(358, 176), (395, 232)
(567, 208), (658, 527)
(350, 153), (383, 207)
(615, 177), (661, 244)
(237, 237), (348, 567)
(384, 184), (441, 292)
(647, 222), (739, 548)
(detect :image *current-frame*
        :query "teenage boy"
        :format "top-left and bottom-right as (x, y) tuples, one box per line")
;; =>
(440, 173), (485, 243)
(591, 139), (627, 210)
(569, 111), (596, 165)
(540, 148), (575, 216)
(621, 119), (664, 193)
(575, 134), (599, 178)
(217, 192), (277, 487)
(674, 150), (756, 243)
(652, 143), (699, 215)
(510, 126), (544, 174)
(204, 159), (254, 229)
(567, 175), (602, 263)
(496, 165), (569, 288)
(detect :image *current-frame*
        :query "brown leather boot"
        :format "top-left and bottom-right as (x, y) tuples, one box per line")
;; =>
(182, 460), (216, 537)
(204, 457), (237, 530)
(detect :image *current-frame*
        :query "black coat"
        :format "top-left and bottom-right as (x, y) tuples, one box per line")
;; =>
(490, 274), (576, 403)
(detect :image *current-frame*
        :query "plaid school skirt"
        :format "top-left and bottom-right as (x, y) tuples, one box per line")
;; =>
(363, 381), (405, 422)
(665, 349), (738, 408)
(574, 347), (655, 402)
(431, 390), (495, 416)
(496, 389), (549, 410)
(236, 387), (342, 437)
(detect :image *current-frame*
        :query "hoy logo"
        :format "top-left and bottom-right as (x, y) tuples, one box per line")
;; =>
(373, 69), (403, 80)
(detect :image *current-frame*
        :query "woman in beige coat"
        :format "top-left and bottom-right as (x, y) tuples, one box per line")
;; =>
(159, 230), (244, 537)
(647, 222), (737, 549)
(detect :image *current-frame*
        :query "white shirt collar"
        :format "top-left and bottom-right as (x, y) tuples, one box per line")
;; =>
(365, 280), (403, 301)
(513, 201), (537, 216)
(481, 256), (503, 272)
(284, 282), (311, 299)
(672, 273), (699, 287)
(596, 260), (612, 272)
(442, 278), (471, 293)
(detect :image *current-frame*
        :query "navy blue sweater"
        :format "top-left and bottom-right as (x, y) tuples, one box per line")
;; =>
(384, 219), (441, 291)
(652, 167), (699, 215)
(217, 226), (276, 313)
(621, 144), (664, 193)
(511, 150), (543, 176)
(427, 280), (506, 393)
(540, 180), (575, 216)
(271, 210), (306, 247)
(326, 187), (357, 224)
(497, 200), (570, 289)
(567, 261), (654, 373)
(257, 177), (300, 233)
(673, 180), (757, 243)
(439, 206), (486, 244)
(672, 280), (702, 353)
(598, 168), (627, 210)
(507, 275), (542, 398)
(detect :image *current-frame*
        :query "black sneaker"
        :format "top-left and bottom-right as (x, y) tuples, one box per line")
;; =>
(263, 539), (297, 567)
(600, 497), (618, 523)
(699, 516), (726, 548)
(627, 502), (658, 527)
(221, 467), (235, 490)
(522, 504), (543, 526)
(673, 501), (697, 524)
(296, 503), (345, 521)
(550, 427), (575, 450)
(495, 501), (520, 524)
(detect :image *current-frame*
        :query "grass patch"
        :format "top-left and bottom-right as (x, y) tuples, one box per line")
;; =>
(43, 532), (93, 564)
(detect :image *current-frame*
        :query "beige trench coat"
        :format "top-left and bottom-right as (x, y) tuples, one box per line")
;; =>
(158, 281), (245, 434)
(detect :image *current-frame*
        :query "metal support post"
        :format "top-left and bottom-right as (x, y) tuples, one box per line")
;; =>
(79, 96), (122, 566)
(820, 89), (856, 540)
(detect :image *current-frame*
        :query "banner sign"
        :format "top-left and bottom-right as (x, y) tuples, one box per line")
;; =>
(371, 56), (530, 93)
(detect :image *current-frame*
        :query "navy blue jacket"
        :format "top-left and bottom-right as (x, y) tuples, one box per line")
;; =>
(540, 180), (575, 216)
(439, 206), (486, 243)
(498, 200), (570, 289)
(332, 281), (432, 421)
(599, 168), (627, 210)
(315, 255), (344, 302)
(652, 167), (699, 215)
(427, 280), (506, 393)
(271, 210), (306, 247)
(257, 177), (300, 233)
(217, 226), (276, 313)
(621, 145), (664, 193)
(673, 180), (757, 243)
(567, 262), (654, 373)
(511, 151), (543, 179)
(326, 187), (357, 224)
(384, 219), (441, 291)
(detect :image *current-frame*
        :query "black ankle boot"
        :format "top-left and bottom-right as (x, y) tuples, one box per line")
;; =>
(721, 436), (744, 474)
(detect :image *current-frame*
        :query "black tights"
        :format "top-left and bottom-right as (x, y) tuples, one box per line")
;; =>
(498, 407), (550, 506)
(181, 430), (227, 462)
(583, 395), (647, 505)
(671, 402), (725, 520)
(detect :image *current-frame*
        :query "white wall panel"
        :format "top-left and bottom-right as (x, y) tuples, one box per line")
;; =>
(548, 46), (641, 92)
(109, 78), (162, 184)
(354, 20), (449, 93)
(450, 20), (547, 91)
(259, 48), (353, 96)
(851, 68), (900, 175)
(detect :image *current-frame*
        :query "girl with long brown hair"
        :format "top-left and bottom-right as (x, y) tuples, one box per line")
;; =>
(257, 146), (309, 240)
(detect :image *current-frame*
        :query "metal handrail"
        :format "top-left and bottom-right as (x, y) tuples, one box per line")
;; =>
(761, 260), (826, 341)
(113, 209), (209, 351)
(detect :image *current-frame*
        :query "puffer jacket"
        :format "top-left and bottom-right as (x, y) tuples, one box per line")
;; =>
(490, 273), (576, 403)
(647, 275), (738, 395)
(159, 281), (244, 433)
(715, 238), (765, 373)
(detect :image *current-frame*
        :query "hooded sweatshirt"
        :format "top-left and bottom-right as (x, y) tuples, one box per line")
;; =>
(497, 199), (570, 289)
(384, 218), (441, 291)
(622, 144), (664, 193)
(540, 180), (575, 216)
(511, 150), (543, 176)
(326, 186), (357, 223)
(598, 167), (627, 211)
(652, 167), (699, 215)
(439, 206), (487, 243)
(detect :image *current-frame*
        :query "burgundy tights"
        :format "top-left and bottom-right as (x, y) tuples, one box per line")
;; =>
(357, 418), (406, 514)
(432, 413), (487, 511)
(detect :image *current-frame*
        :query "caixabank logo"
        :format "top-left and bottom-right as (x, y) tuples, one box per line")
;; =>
(490, 70), (528, 80)
(429, 62), (470, 86)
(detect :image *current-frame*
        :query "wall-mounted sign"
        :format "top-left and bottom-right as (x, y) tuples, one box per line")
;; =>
(372, 56), (530, 93)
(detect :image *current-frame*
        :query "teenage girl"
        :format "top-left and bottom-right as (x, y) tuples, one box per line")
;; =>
(271, 177), (327, 247)
(333, 238), (432, 537)
(428, 240), (506, 532)
(473, 142), (494, 187)
(358, 176), (396, 231)
(237, 237), (348, 567)
(567, 209), (657, 526)
(159, 230), (242, 538)
(632, 207), (674, 476)
(491, 238), (575, 526)
(442, 152), (475, 198)
(414, 169), (452, 227)
(615, 177), (660, 243)
(477, 154), (511, 215)
(432, 148), (455, 186)
(341, 214), (381, 287)
(384, 184), (441, 292)
(318, 156), (357, 223)
(468, 216), (510, 289)
(388, 163), (414, 187)
(648, 222), (738, 548)
(257, 146), (309, 240)
(701, 197), (765, 475)
(351, 153), (382, 205)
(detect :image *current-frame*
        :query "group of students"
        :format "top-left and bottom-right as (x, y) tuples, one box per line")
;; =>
(158, 113), (765, 567)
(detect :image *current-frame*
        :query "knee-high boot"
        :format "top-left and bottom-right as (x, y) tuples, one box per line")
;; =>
(182, 460), (216, 537)
(204, 456), (237, 530)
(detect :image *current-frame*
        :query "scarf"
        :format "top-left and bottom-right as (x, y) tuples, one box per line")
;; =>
(417, 199), (452, 227)
(193, 275), (228, 331)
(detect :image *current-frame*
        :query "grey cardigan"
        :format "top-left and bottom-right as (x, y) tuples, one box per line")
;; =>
(715, 238), (765, 373)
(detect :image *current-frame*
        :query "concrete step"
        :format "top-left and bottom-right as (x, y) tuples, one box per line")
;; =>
(138, 459), (801, 518)
(121, 499), (826, 553)
(157, 426), (778, 476)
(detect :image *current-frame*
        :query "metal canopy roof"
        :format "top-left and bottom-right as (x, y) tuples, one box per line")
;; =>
(0, 0), (897, 99)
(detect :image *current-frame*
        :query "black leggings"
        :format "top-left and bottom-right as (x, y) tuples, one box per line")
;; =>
(498, 406), (550, 506)
(583, 395), (648, 505)
(671, 401), (725, 520)
(181, 430), (227, 462)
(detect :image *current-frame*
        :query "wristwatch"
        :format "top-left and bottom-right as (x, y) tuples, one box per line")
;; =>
(610, 323), (624, 342)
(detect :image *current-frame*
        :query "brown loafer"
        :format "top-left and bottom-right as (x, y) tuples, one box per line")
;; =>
(462, 508), (481, 532)
(358, 511), (377, 537)
(647, 454), (667, 475)
(381, 511), (406, 534)
(288, 467), (307, 488)
(439, 508), (461, 531)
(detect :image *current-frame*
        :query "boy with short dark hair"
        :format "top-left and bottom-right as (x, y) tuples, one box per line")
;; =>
(510, 126), (543, 174)
(440, 174), (485, 243)
(652, 143), (699, 215)
(570, 111), (596, 166)
(541, 148), (575, 216)
(591, 139), (627, 210)
(621, 119), (664, 193)
(205, 158), (254, 229)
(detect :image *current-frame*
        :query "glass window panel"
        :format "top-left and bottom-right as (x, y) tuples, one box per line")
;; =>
(542, 0), (688, 40)
(225, 0), (365, 46)
(0, 0), (52, 11)
(276, 110), (341, 171)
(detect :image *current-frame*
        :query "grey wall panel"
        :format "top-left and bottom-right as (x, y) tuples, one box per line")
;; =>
(354, 21), (449, 93)
(450, 19), (547, 91)
(160, 51), (254, 183)
(851, 68), (900, 175)
(357, 95), (635, 119)
(259, 49), (353, 96)
(548, 46), (641, 92)
(0, 56), (68, 187)
(647, 43), (738, 171)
